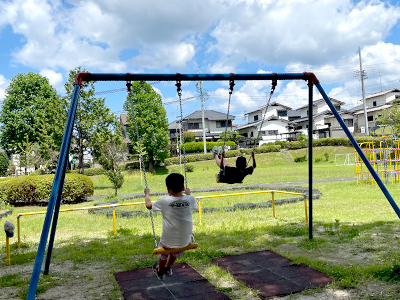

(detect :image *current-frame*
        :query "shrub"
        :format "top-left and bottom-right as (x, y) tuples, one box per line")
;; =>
(82, 168), (106, 176)
(0, 174), (94, 206)
(294, 156), (307, 163)
(186, 163), (194, 172)
(315, 157), (323, 163)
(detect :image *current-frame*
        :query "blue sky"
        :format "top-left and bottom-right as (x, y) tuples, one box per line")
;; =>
(1, 0), (400, 125)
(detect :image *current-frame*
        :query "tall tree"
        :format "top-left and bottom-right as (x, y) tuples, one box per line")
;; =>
(64, 67), (119, 174)
(123, 81), (170, 173)
(375, 103), (400, 137)
(0, 72), (66, 158)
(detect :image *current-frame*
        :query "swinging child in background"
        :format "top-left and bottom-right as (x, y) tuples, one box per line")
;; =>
(213, 146), (256, 184)
(145, 173), (199, 280)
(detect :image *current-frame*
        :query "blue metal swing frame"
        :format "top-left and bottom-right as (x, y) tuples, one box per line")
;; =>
(26, 72), (400, 299)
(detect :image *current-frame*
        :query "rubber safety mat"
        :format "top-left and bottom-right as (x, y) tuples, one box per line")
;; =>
(212, 250), (334, 299)
(114, 262), (230, 300)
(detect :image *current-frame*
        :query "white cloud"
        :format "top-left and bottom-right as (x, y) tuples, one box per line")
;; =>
(210, 0), (400, 66)
(39, 69), (63, 90)
(0, 75), (8, 102)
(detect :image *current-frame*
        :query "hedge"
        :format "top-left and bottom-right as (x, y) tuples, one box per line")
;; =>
(0, 174), (94, 206)
(181, 141), (236, 153)
(165, 136), (370, 165)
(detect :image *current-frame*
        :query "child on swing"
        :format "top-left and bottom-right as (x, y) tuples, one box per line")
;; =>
(145, 173), (198, 280)
(213, 146), (256, 184)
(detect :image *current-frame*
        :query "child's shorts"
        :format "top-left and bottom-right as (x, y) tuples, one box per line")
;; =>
(158, 242), (184, 260)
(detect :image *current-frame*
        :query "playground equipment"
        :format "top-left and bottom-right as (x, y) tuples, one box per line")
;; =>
(355, 125), (400, 185)
(26, 72), (400, 300)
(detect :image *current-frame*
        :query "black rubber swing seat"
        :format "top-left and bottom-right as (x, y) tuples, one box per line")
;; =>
(215, 174), (243, 184)
(152, 243), (199, 255)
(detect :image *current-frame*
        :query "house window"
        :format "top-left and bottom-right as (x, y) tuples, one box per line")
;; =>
(267, 130), (278, 135)
(373, 101), (377, 107)
(344, 119), (353, 127)
(334, 105), (340, 111)
(217, 120), (232, 128)
(367, 115), (373, 122)
(277, 110), (287, 117)
(250, 131), (254, 137)
(296, 126), (302, 130)
(254, 115), (259, 122)
(188, 122), (200, 129)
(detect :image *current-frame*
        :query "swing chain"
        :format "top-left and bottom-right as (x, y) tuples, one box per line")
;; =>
(126, 82), (157, 247)
(176, 75), (188, 188)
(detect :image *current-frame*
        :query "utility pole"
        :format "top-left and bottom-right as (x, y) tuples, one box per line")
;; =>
(196, 68), (207, 154)
(358, 46), (369, 136)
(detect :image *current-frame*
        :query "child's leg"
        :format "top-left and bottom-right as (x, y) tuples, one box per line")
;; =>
(158, 257), (167, 273)
(215, 155), (230, 168)
(166, 254), (177, 268)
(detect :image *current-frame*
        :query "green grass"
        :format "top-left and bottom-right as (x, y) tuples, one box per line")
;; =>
(1, 146), (400, 299)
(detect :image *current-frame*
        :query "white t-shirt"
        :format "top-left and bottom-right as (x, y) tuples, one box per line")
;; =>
(152, 194), (199, 248)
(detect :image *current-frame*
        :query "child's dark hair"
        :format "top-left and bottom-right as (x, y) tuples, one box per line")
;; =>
(165, 173), (185, 193)
(236, 156), (247, 171)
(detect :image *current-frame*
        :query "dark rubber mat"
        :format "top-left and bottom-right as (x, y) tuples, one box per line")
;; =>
(212, 250), (334, 299)
(114, 262), (230, 300)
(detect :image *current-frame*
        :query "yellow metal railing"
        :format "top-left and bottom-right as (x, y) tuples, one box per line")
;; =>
(14, 190), (307, 249)
(196, 190), (307, 226)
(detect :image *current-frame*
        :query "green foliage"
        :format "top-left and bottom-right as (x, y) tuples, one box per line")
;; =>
(376, 103), (400, 137)
(324, 152), (329, 161)
(315, 157), (323, 163)
(220, 131), (239, 142)
(294, 156), (307, 162)
(185, 163), (194, 172)
(105, 170), (124, 196)
(64, 67), (119, 173)
(0, 72), (66, 158)
(0, 174), (93, 205)
(183, 131), (196, 143)
(74, 167), (106, 176)
(123, 81), (170, 173)
(373, 264), (400, 282)
(0, 152), (9, 176)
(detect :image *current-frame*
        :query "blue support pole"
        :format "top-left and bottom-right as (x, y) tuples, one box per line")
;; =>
(315, 82), (400, 219)
(27, 84), (80, 300)
(307, 80), (313, 239)
(43, 153), (69, 275)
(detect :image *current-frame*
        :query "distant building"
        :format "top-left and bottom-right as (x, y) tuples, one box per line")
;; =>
(168, 110), (235, 142)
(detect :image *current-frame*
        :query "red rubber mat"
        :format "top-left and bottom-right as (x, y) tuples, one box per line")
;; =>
(212, 250), (334, 299)
(114, 262), (230, 300)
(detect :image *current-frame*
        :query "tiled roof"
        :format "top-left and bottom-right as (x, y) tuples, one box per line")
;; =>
(296, 98), (345, 110)
(183, 110), (234, 121)
(245, 101), (292, 115)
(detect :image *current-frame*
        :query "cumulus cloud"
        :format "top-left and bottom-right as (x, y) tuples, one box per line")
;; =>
(210, 0), (400, 66)
(0, 75), (8, 102)
(39, 69), (63, 90)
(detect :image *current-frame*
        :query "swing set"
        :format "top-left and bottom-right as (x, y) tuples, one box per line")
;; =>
(26, 72), (400, 300)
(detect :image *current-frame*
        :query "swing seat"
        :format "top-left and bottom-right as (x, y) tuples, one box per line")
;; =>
(215, 174), (243, 184)
(152, 242), (199, 255)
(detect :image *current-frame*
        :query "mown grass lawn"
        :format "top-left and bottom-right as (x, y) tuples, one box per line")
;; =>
(1, 146), (400, 299)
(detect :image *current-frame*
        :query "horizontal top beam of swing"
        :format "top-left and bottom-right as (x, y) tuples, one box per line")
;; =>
(74, 72), (319, 85)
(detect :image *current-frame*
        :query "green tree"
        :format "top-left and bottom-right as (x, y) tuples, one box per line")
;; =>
(183, 131), (196, 143)
(18, 136), (41, 175)
(0, 152), (9, 176)
(64, 67), (119, 174)
(376, 103), (400, 137)
(98, 139), (125, 196)
(123, 81), (170, 173)
(0, 72), (66, 159)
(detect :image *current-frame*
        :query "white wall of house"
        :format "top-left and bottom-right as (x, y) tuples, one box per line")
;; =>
(259, 120), (290, 144)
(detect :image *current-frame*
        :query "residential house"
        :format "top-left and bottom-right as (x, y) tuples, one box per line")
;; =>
(288, 98), (349, 139)
(350, 88), (400, 133)
(168, 110), (235, 142)
(236, 102), (292, 144)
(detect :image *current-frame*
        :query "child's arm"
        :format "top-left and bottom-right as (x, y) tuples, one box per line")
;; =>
(184, 188), (191, 195)
(251, 152), (256, 169)
(144, 188), (152, 210)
